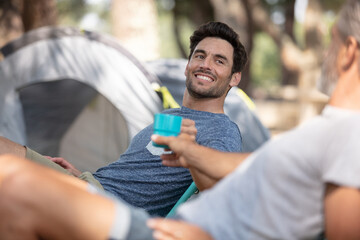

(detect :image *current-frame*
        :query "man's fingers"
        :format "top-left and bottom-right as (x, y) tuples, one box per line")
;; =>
(149, 219), (178, 240)
(152, 230), (173, 240)
(160, 153), (177, 161)
(147, 218), (176, 234)
(161, 153), (181, 167)
(180, 119), (197, 136)
(148, 218), (206, 240)
(181, 119), (195, 127)
(151, 135), (171, 146)
(180, 126), (197, 136)
(162, 160), (182, 167)
(50, 157), (67, 165)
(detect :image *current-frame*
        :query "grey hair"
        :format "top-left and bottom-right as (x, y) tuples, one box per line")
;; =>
(337, 0), (360, 71)
(317, 0), (360, 96)
(337, 0), (360, 42)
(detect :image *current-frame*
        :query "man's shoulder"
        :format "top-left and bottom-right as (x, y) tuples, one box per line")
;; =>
(196, 115), (242, 151)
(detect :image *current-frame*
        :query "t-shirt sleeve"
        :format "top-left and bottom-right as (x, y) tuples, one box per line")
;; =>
(322, 117), (360, 188)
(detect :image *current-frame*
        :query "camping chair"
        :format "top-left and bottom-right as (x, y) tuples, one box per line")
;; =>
(151, 83), (200, 217)
(166, 182), (198, 218)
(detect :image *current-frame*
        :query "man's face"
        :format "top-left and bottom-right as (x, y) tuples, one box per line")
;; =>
(318, 26), (342, 96)
(185, 37), (235, 99)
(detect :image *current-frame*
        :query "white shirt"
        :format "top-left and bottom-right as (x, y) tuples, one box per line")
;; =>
(177, 106), (360, 240)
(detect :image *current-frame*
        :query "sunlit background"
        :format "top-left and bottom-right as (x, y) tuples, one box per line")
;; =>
(0, 0), (344, 134)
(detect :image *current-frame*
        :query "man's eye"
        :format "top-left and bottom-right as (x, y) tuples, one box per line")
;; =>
(216, 59), (224, 64)
(195, 55), (204, 59)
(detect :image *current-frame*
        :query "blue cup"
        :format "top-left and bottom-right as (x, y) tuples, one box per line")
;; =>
(152, 113), (183, 148)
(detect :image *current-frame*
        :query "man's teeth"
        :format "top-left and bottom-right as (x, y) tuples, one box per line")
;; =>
(197, 75), (213, 82)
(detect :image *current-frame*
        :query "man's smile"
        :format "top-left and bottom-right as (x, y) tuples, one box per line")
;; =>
(194, 71), (216, 83)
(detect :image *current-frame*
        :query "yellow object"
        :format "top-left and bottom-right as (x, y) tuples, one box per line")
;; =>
(237, 88), (256, 111)
(152, 83), (180, 109)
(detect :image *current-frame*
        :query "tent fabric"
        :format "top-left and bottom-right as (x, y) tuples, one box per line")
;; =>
(0, 26), (163, 172)
(146, 58), (271, 152)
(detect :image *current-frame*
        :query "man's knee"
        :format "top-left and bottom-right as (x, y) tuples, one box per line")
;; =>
(0, 156), (41, 235)
(0, 155), (49, 218)
(0, 155), (38, 201)
(0, 155), (48, 212)
(0, 154), (35, 182)
(0, 136), (26, 158)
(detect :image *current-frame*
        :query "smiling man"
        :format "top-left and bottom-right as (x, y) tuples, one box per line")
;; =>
(0, 22), (248, 217)
(88, 22), (247, 216)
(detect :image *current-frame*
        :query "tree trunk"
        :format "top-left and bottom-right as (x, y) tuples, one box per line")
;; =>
(111, 0), (159, 61)
(21, 0), (57, 32)
(281, 0), (298, 85)
(172, 3), (188, 59)
(209, 0), (252, 93)
(239, 0), (254, 92)
(172, 0), (214, 59)
(0, 0), (57, 56)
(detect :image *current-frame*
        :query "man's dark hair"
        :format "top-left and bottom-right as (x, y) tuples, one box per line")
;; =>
(188, 21), (248, 74)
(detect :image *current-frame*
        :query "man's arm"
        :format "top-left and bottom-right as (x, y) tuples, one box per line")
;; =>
(176, 119), (219, 190)
(0, 154), (115, 240)
(324, 183), (360, 240)
(0, 136), (26, 157)
(0, 136), (78, 176)
(152, 134), (250, 190)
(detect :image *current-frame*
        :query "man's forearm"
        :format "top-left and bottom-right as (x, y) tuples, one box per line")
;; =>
(189, 168), (217, 191)
(184, 144), (250, 181)
(153, 134), (250, 183)
(325, 183), (360, 240)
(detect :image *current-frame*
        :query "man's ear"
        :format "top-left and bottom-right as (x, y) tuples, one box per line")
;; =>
(229, 72), (242, 87)
(340, 36), (358, 70)
(184, 63), (189, 77)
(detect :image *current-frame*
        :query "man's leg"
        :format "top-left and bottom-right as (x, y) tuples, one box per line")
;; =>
(25, 147), (72, 175)
(26, 148), (104, 189)
(0, 136), (103, 189)
(0, 136), (26, 158)
(0, 136), (69, 174)
(0, 154), (120, 240)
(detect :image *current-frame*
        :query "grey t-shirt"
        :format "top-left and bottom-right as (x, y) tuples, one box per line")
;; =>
(93, 106), (242, 216)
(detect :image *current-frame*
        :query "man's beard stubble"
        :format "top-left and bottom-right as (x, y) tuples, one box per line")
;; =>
(185, 71), (231, 99)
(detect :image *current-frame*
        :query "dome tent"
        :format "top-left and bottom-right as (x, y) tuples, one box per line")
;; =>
(0, 26), (163, 172)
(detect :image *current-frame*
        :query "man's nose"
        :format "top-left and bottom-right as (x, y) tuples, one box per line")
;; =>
(200, 57), (212, 69)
